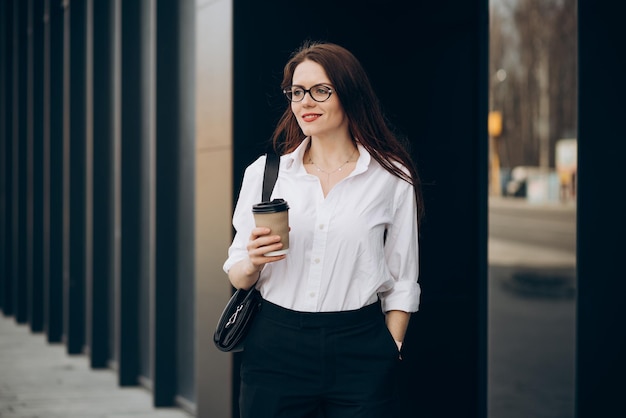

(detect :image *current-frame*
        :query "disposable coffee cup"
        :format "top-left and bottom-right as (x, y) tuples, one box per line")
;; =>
(252, 199), (290, 256)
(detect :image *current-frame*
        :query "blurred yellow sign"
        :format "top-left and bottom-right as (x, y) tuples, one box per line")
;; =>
(488, 111), (502, 137)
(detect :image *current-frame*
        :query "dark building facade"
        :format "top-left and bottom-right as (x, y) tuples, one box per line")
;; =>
(1, 0), (624, 417)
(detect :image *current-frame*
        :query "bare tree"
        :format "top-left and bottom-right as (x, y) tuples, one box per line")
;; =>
(490, 0), (577, 170)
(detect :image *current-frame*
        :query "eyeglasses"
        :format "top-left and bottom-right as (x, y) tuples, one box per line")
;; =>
(283, 84), (334, 102)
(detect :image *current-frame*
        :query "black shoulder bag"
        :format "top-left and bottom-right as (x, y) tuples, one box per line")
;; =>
(213, 151), (280, 352)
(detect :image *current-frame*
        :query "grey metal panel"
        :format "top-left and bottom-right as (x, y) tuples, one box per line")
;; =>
(15, 0), (28, 325)
(61, 0), (70, 347)
(138, 0), (156, 388)
(194, 0), (234, 417)
(31, 0), (45, 333)
(576, 2), (626, 416)
(175, 0), (197, 405)
(118, 0), (143, 385)
(66, 0), (89, 355)
(150, 0), (198, 408)
(2, 0), (17, 321)
(108, 0), (121, 370)
(83, 0), (93, 357)
(41, 0), (51, 339)
(91, 0), (115, 368)
(46, 0), (64, 343)
(25, 0), (37, 331)
(0, 0), (7, 313)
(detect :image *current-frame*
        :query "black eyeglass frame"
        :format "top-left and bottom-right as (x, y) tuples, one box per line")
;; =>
(282, 84), (334, 103)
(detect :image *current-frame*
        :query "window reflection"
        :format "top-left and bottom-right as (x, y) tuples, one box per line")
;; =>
(488, 1), (577, 417)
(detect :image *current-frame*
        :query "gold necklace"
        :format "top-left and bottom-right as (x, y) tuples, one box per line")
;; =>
(308, 148), (356, 176)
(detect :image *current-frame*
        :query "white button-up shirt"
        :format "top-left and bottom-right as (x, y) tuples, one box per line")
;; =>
(223, 138), (420, 313)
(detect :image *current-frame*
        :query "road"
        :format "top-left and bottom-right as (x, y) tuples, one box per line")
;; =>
(489, 196), (576, 253)
(488, 197), (576, 418)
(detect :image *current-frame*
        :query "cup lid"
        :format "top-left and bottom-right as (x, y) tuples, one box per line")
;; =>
(252, 198), (289, 213)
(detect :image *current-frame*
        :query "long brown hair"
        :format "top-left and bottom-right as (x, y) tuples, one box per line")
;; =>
(272, 41), (424, 224)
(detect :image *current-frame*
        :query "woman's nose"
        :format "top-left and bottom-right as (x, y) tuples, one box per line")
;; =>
(301, 91), (316, 105)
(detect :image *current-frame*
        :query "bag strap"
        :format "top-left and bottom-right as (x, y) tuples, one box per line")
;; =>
(262, 151), (280, 202)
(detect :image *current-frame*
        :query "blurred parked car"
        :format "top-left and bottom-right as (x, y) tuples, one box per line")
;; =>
(506, 166), (533, 197)
(505, 166), (561, 203)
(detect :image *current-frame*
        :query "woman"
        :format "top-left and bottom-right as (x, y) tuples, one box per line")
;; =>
(223, 41), (424, 418)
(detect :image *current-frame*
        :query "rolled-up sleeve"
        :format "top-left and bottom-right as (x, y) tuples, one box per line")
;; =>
(379, 179), (420, 313)
(222, 156), (265, 274)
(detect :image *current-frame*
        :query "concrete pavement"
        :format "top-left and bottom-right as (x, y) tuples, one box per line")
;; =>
(0, 317), (193, 418)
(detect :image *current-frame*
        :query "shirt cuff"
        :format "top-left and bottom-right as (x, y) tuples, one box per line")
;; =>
(380, 280), (420, 313)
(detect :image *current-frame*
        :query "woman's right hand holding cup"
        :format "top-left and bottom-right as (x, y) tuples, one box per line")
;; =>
(245, 227), (286, 273)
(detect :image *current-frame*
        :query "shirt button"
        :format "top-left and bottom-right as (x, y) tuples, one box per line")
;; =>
(309, 292), (316, 298)
(319, 224), (324, 230)
(314, 258), (320, 264)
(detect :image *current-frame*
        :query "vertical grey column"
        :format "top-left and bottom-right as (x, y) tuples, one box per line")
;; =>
(194, 0), (234, 416)
(64, 0), (89, 354)
(60, 0), (70, 346)
(41, 0), (51, 337)
(117, 0), (142, 386)
(152, 0), (196, 409)
(90, 0), (115, 369)
(153, 0), (179, 406)
(174, 0), (196, 410)
(25, 0), (43, 332)
(576, 2), (626, 416)
(82, 0), (94, 357)
(13, 0), (26, 324)
(107, 0), (121, 371)
(30, 0), (45, 333)
(41, 0), (51, 336)
(80, 0), (96, 362)
(46, 0), (64, 342)
(3, 0), (17, 320)
(137, 0), (156, 392)
(0, 0), (8, 314)
(25, 0), (35, 329)
(136, 0), (156, 391)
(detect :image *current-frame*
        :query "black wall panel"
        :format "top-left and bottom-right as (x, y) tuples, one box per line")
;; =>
(232, 1), (488, 417)
(576, 1), (626, 416)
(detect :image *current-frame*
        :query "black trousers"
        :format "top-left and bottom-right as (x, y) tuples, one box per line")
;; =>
(239, 299), (400, 418)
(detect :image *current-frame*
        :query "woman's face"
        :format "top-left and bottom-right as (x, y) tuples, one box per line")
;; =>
(290, 60), (349, 140)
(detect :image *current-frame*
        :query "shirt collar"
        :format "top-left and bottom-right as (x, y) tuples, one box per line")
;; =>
(284, 137), (372, 176)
